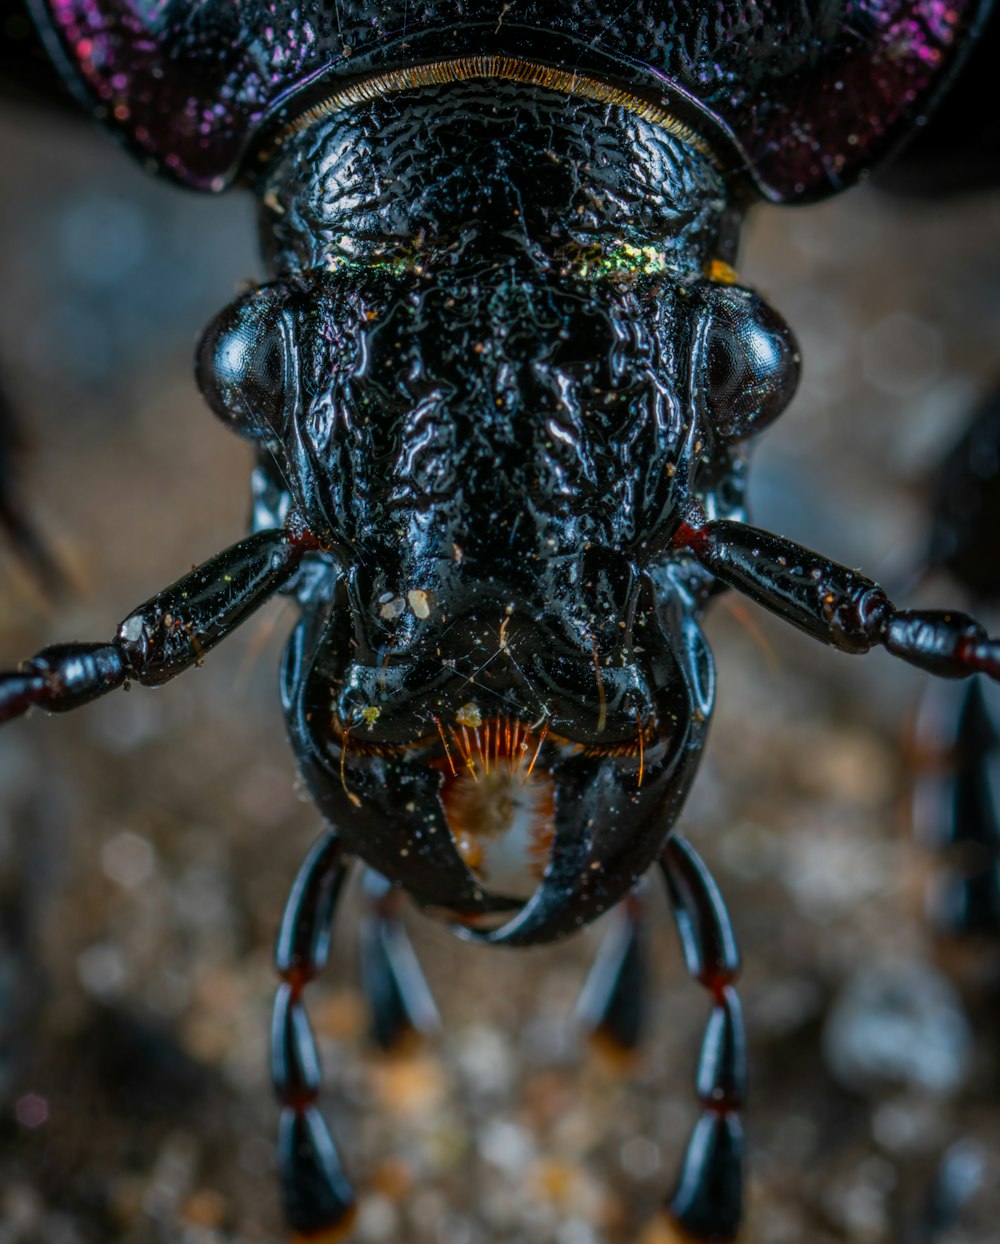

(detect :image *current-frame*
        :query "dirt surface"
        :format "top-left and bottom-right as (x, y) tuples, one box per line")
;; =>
(0, 99), (998, 1244)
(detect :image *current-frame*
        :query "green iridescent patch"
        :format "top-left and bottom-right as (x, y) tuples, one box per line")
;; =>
(319, 236), (684, 282)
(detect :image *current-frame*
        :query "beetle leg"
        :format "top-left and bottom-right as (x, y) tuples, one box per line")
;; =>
(915, 677), (1000, 937)
(674, 516), (1000, 681)
(576, 891), (646, 1062)
(0, 526), (309, 723)
(272, 833), (356, 1242)
(360, 869), (439, 1052)
(657, 835), (745, 1244)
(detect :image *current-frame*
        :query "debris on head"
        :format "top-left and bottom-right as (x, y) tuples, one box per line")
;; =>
(407, 588), (433, 619)
(379, 593), (405, 620)
(455, 702), (483, 728)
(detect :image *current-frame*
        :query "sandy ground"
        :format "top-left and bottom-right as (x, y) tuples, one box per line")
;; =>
(0, 99), (998, 1244)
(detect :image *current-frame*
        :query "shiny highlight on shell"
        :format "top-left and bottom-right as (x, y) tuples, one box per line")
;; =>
(268, 56), (717, 163)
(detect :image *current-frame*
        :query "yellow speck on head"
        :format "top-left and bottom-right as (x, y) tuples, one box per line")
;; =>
(706, 258), (739, 285)
(361, 706), (381, 730)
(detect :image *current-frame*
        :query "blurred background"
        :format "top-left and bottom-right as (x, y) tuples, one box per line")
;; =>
(0, 45), (999, 1244)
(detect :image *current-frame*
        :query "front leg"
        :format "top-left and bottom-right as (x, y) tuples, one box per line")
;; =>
(0, 525), (315, 724)
(673, 515), (1000, 680)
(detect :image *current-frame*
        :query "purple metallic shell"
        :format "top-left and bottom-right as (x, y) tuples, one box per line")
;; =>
(28, 0), (993, 202)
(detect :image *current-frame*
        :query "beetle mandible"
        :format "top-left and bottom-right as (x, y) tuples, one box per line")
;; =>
(2, 2), (1000, 1241)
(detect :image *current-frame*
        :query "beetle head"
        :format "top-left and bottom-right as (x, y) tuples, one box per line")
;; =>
(195, 248), (797, 942)
(196, 262), (798, 546)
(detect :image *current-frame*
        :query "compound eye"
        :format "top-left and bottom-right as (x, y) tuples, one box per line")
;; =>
(695, 285), (800, 441)
(196, 290), (296, 442)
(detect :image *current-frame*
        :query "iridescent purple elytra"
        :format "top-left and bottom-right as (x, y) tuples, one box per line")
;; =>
(29, 0), (991, 198)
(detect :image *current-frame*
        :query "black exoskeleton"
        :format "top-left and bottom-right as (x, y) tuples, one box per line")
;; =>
(5, 2), (1000, 1239)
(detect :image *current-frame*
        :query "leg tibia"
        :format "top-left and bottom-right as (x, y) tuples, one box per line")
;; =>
(0, 527), (306, 723)
(675, 517), (1000, 681)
